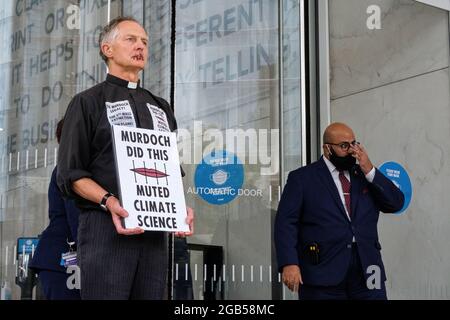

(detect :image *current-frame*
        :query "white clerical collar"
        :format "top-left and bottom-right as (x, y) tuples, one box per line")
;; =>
(106, 74), (140, 89)
(127, 81), (138, 89)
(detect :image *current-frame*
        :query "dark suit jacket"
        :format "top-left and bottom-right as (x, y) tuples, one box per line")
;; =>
(274, 157), (404, 286)
(30, 167), (80, 273)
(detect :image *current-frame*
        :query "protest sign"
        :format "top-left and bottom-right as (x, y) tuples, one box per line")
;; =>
(112, 125), (188, 232)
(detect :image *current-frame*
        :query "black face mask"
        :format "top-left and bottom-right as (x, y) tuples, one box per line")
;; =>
(328, 146), (356, 171)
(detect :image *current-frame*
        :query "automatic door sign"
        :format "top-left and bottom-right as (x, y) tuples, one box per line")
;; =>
(194, 150), (244, 205)
(112, 125), (188, 232)
(379, 161), (412, 214)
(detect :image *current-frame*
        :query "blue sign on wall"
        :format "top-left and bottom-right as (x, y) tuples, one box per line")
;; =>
(379, 161), (412, 214)
(194, 150), (244, 205)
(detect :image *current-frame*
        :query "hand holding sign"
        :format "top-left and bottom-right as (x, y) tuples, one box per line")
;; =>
(106, 196), (144, 235)
(174, 207), (195, 237)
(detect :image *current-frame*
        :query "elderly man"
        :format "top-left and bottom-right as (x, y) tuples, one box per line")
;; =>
(57, 16), (193, 300)
(275, 122), (404, 300)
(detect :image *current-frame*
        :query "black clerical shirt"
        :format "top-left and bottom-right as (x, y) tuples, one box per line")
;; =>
(57, 74), (177, 211)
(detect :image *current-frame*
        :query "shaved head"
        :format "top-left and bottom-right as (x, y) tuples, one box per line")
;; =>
(322, 122), (357, 159)
(323, 122), (355, 144)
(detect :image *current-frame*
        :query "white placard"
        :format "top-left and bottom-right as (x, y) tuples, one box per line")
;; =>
(106, 100), (137, 127)
(112, 125), (188, 232)
(147, 103), (170, 132)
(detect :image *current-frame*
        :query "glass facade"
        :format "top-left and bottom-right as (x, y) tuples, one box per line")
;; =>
(0, 0), (304, 300)
(174, 0), (303, 299)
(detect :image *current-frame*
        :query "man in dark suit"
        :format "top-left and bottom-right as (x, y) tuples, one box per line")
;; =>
(274, 122), (404, 300)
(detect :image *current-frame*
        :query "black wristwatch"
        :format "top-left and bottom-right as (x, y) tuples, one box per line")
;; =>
(99, 192), (115, 211)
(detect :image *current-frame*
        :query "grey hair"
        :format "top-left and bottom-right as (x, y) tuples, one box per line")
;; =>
(98, 16), (142, 63)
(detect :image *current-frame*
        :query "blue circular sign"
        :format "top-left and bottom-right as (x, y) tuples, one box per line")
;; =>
(194, 150), (244, 205)
(379, 161), (412, 214)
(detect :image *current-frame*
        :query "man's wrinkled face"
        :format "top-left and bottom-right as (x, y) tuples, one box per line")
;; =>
(107, 21), (148, 71)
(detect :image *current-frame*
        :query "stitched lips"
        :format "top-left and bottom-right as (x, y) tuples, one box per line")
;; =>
(131, 168), (169, 178)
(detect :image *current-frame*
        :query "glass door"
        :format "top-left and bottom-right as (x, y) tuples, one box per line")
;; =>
(172, 0), (304, 300)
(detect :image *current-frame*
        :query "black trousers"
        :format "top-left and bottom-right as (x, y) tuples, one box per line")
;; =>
(78, 210), (168, 300)
(299, 244), (387, 300)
